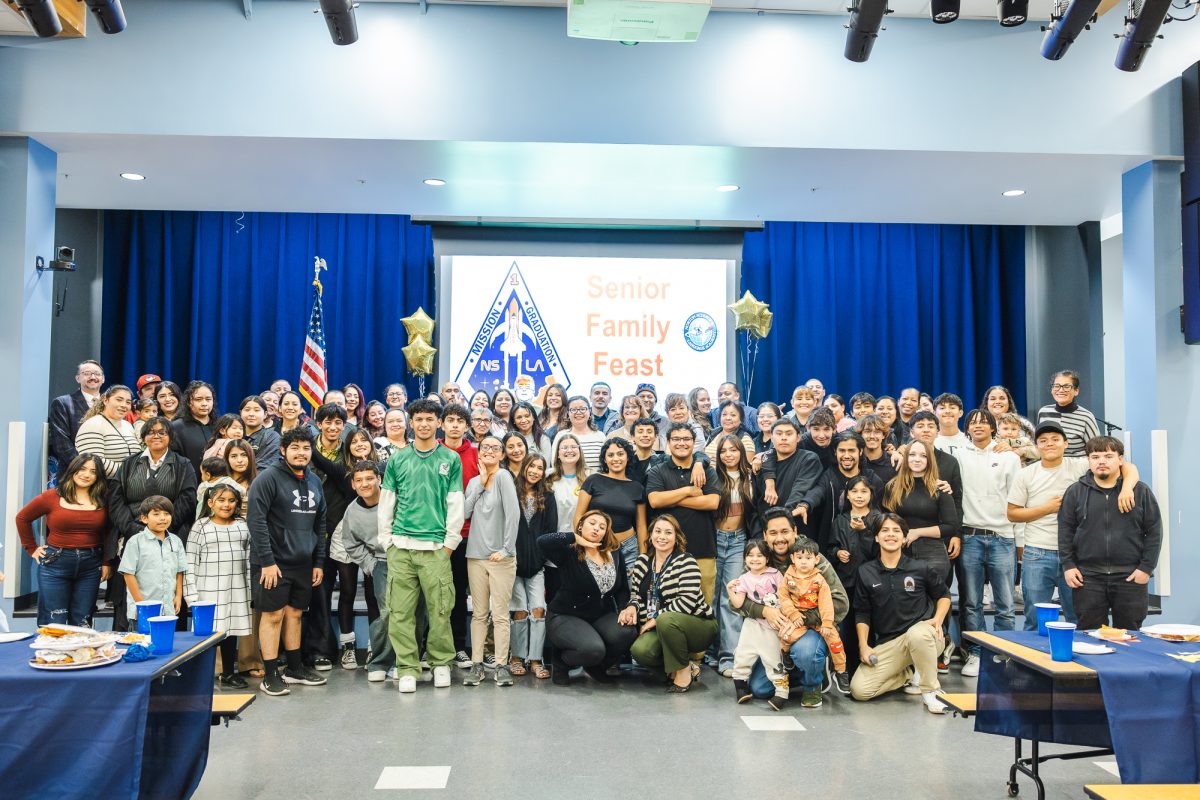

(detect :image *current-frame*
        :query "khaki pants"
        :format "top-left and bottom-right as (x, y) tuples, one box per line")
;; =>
(467, 556), (517, 665)
(850, 621), (942, 700)
(696, 558), (716, 604)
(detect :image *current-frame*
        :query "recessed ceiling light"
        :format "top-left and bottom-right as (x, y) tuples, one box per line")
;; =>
(717, 184), (740, 192)
(423, 178), (447, 187)
(1002, 189), (1025, 197)
(120, 172), (146, 181)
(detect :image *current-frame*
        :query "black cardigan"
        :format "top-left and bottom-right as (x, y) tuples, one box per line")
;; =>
(107, 449), (198, 558)
(516, 491), (557, 580)
(171, 417), (215, 479)
(537, 532), (629, 622)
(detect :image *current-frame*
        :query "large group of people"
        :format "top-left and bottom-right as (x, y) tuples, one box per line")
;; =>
(20, 361), (1163, 713)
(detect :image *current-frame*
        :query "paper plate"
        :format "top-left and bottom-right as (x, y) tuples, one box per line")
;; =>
(1141, 623), (1200, 642)
(1072, 642), (1115, 655)
(28, 652), (124, 670)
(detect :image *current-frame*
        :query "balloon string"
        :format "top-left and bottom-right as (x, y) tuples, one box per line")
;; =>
(418, 377), (426, 398)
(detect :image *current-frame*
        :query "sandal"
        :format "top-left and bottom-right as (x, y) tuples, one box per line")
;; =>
(247, 668), (265, 678)
(509, 658), (527, 677)
(531, 661), (550, 679)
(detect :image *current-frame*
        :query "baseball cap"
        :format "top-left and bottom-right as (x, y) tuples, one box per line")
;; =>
(1033, 420), (1066, 440)
(635, 383), (657, 398)
(136, 374), (162, 391)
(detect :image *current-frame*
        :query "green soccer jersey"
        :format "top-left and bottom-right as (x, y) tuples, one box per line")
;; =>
(381, 444), (463, 542)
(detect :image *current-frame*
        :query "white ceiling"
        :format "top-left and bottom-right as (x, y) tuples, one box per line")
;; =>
(37, 132), (1143, 225)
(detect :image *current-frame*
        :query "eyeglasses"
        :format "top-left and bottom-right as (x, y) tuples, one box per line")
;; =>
(479, 445), (502, 453)
(1051, 383), (1075, 391)
(569, 407), (588, 414)
(145, 430), (168, 437)
(386, 392), (405, 398)
(668, 437), (693, 444)
(79, 371), (104, 378)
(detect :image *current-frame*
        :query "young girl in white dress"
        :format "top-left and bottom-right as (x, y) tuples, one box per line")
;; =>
(185, 483), (252, 687)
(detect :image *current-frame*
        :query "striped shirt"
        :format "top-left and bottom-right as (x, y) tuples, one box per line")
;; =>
(1036, 403), (1100, 458)
(625, 552), (713, 623)
(75, 415), (140, 477)
(551, 429), (606, 474)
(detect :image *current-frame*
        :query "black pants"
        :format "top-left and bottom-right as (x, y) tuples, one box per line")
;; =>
(546, 612), (638, 669)
(1073, 573), (1149, 630)
(449, 544), (469, 652)
(335, 562), (380, 635)
(302, 555), (338, 663)
(219, 636), (239, 674)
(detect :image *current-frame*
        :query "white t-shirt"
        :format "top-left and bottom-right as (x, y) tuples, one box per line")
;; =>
(1007, 457), (1088, 550)
(935, 430), (971, 459)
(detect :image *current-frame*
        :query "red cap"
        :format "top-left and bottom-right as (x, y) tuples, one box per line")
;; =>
(136, 374), (162, 391)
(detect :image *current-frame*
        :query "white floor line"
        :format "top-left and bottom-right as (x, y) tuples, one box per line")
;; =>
(374, 766), (452, 790)
(741, 715), (805, 731)
(1093, 761), (1120, 778)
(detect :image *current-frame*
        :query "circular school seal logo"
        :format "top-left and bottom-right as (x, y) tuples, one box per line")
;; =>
(683, 312), (718, 352)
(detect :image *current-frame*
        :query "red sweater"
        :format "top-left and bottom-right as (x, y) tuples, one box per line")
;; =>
(15, 489), (110, 554)
(442, 438), (479, 538)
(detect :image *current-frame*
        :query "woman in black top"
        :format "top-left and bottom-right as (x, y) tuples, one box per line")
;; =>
(240, 394), (281, 468)
(538, 509), (637, 685)
(501, 431), (528, 481)
(171, 380), (217, 478)
(154, 381), (183, 422)
(575, 437), (647, 577)
(511, 454), (558, 679)
(873, 395), (910, 451)
(108, 417), (198, 630)
(882, 440), (959, 583)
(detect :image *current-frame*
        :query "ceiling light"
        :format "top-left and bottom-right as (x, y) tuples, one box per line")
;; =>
(717, 185), (740, 192)
(15, 0), (61, 38)
(423, 178), (447, 187)
(997, 0), (1029, 26)
(1002, 189), (1025, 197)
(930, 0), (960, 24)
(1115, 0), (1172, 72)
(844, 0), (891, 63)
(318, 0), (359, 46)
(1040, 0), (1102, 60)
(83, 0), (127, 34)
(120, 173), (146, 181)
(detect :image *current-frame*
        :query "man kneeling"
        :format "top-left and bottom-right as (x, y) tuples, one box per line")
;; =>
(851, 512), (951, 714)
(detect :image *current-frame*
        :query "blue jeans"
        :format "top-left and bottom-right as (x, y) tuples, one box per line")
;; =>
(713, 528), (746, 670)
(37, 545), (103, 626)
(961, 534), (1016, 655)
(1020, 546), (1076, 630)
(618, 535), (640, 579)
(750, 628), (827, 697)
(367, 558), (395, 671)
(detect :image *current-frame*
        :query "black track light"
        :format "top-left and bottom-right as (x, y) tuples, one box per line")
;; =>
(319, 0), (359, 46)
(997, 0), (1029, 26)
(844, 0), (890, 63)
(1040, 0), (1102, 60)
(1114, 0), (1173, 72)
(930, 0), (960, 24)
(15, 0), (61, 38)
(83, 0), (127, 34)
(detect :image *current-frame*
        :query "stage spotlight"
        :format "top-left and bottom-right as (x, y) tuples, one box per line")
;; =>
(1114, 0), (1173, 72)
(997, 0), (1029, 26)
(930, 0), (960, 24)
(1040, 0), (1102, 60)
(844, 0), (890, 63)
(83, 0), (126, 34)
(15, 0), (61, 38)
(319, 0), (359, 46)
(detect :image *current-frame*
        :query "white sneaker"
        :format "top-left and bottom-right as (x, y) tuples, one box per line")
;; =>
(904, 669), (923, 695)
(397, 675), (417, 693)
(367, 669), (386, 682)
(922, 692), (947, 715)
(433, 665), (452, 688)
(961, 654), (981, 678)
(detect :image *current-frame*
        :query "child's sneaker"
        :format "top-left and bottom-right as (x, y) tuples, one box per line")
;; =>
(733, 679), (753, 703)
(800, 689), (823, 708)
(768, 694), (788, 711)
(833, 671), (851, 695)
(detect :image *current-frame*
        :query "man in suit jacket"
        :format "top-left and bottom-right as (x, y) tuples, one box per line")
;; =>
(48, 359), (105, 474)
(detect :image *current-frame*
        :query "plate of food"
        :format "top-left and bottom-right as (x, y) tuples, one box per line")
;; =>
(118, 632), (151, 646)
(29, 641), (122, 670)
(1141, 623), (1200, 642)
(1088, 625), (1136, 642)
(30, 626), (119, 651)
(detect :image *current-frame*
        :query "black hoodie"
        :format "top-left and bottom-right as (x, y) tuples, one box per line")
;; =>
(1058, 473), (1162, 577)
(247, 460), (328, 569)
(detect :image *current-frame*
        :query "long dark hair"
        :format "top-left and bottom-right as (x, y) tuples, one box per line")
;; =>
(362, 400), (386, 438)
(180, 380), (216, 423)
(200, 483), (244, 520)
(206, 414), (244, 449)
(538, 384), (568, 432)
(500, 431), (528, 472)
(223, 438), (258, 485)
(491, 388), (516, 429)
(518, 454), (549, 513)
(342, 428), (378, 468)
(511, 401), (547, 446)
(154, 381), (183, 420)
(712, 434), (753, 523)
(58, 454), (108, 507)
(342, 383), (367, 427)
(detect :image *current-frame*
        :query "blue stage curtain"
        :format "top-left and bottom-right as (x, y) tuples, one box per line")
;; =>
(101, 211), (434, 410)
(741, 222), (1026, 413)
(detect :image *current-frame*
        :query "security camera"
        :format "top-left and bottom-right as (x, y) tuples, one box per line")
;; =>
(49, 246), (76, 272)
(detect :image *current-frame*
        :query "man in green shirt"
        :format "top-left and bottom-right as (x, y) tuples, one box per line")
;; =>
(377, 399), (465, 693)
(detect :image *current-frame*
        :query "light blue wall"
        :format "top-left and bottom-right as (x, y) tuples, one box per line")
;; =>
(0, 0), (1190, 158)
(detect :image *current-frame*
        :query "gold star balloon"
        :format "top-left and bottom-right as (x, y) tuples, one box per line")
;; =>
(728, 290), (769, 334)
(402, 336), (437, 377)
(751, 308), (774, 339)
(400, 307), (436, 344)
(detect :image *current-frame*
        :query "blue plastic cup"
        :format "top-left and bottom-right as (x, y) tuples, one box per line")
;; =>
(191, 601), (217, 636)
(1035, 603), (1062, 636)
(149, 615), (178, 655)
(136, 601), (162, 634)
(1045, 621), (1077, 662)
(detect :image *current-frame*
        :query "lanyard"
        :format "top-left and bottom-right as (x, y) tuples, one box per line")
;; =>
(646, 553), (674, 617)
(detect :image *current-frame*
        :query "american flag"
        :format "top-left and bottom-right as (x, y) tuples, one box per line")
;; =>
(298, 257), (329, 410)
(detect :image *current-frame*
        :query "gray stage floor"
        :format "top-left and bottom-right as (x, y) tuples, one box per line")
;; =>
(196, 663), (1120, 800)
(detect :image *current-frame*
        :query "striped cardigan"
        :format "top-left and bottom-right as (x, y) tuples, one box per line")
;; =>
(75, 415), (140, 477)
(625, 552), (713, 623)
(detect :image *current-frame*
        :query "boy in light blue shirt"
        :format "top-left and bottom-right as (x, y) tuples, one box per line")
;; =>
(118, 495), (187, 624)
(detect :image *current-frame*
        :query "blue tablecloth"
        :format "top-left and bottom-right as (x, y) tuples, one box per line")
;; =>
(975, 629), (1200, 785)
(0, 632), (219, 798)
